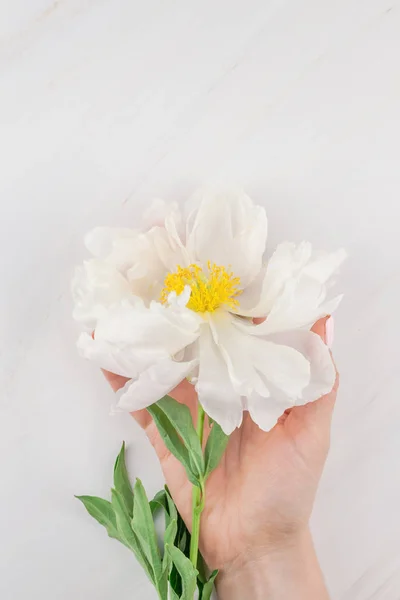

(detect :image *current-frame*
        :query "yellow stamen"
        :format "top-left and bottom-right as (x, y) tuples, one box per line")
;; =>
(161, 262), (242, 313)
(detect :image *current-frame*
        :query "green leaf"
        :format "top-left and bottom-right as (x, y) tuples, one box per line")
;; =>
(150, 487), (178, 522)
(111, 488), (155, 583)
(132, 479), (163, 582)
(148, 404), (197, 485)
(170, 520), (185, 596)
(147, 396), (204, 486)
(164, 500), (201, 598)
(169, 588), (180, 600)
(178, 529), (187, 553)
(177, 515), (191, 556)
(202, 570), (218, 600)
(75, 496), (123, 545)
(150, 488), (183, 596)
(196, 553), (208, 585)
(166, 545), (198, 600)
(169, 565), (182, 598)
(150, 489), (168, 517)
(204, 422), (229, 479)
(167, 493), (192, 596)
(163, 517), (178, 571)
(159, 517), (178, 593)
(165, 487), (178, 523)
(149, 489), (178, 599)
(113, 442), (133, 517)
(164, 518), (178, 553)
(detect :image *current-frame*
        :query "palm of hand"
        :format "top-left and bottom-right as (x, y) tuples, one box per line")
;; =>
(142, 380), (335, 571)
(104, 319), (336, 572)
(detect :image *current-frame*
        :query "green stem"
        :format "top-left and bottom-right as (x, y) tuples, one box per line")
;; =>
(196, 402), (206, 443)
(190, 403), (206, 569)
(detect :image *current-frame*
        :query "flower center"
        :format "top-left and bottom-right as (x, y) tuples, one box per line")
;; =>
(161, 262), (242, 313)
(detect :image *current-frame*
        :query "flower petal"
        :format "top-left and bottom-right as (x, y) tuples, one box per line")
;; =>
(146, 225), (189, 274)
(303, 248), (347, 283)
(77, 299), (201, 379)
(266, 329), (336, 402)
(247, 335), (311, 399)
(246, 329), (336, 431)
(142, 200), (190, 270)
(141, 199), (172, 230)
(72, 260), (131, 328)
(142, 199), (185, 244)
(84, 227), (137, 258)
(116, 358), (198, 411)
(124, 232), (169, 302)
(186, 188), (267, 286)
(247, 284), (343, 336)
(208, 313), (270, 397)
(213, 314), (310, 400)
(196, 326), (244, 434)
(247, 391), (291, 432)
(86, 227), (168, 292)
(92, 226), (187, 304)
(236, 244), (346, 328)
(94, 299), (202, 358)
(254, 276), (325, 335)
(85, 212), (189, 305)
(77, 331), (167, 378)
(236, 241), (312, 317)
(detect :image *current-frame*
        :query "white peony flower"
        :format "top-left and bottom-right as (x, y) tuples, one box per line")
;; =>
(72, 189), (346, 434)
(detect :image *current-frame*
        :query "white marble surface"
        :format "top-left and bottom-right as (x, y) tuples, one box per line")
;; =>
(1, 1), (400, 598)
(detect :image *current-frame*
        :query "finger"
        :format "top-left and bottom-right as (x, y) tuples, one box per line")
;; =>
(311, 315), (339, 402)
(311, 315), (330, 343)
(308, 369), (339, 416)
(253, 316), (265, 325)
(277, 407), (293, 425)
(311, 314), (338, 404)
(293, 315), (339, 430)
(102, 369), (129, 392)
(304, 366), (339, 432)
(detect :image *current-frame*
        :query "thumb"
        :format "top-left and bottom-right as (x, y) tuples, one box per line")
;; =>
(306, 316), (339, 426)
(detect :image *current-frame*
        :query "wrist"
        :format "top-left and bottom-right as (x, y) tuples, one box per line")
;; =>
(216, 528), (330, 600)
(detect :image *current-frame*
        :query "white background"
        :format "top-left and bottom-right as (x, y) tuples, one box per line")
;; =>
(1, 1), (400, 598)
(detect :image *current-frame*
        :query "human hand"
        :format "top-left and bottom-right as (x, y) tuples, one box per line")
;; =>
(104, 316), (337, 599)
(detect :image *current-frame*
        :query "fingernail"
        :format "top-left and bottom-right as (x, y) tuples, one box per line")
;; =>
(325, 316), (335, 348)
